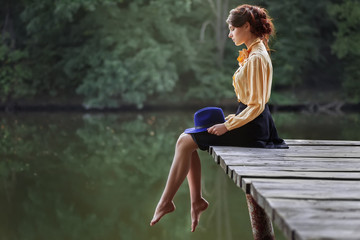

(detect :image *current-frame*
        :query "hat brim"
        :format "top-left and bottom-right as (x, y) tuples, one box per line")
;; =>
(184, 127), (208, 134)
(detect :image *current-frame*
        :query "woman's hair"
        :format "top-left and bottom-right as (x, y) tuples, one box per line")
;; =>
(226, 4), (275, 50)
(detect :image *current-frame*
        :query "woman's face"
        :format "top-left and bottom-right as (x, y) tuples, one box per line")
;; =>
(228, 23), (249, 46)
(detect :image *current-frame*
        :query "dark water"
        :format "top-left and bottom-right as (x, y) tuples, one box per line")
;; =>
(1, 110), (360, 240)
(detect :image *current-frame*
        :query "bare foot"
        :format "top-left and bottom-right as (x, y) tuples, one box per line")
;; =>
(150, 201), (176, 226)
(191, 198), (209, 232)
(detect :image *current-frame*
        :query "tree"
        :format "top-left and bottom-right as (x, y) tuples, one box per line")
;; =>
(0, 1), (33, 108)
(328, 0), (360, 102)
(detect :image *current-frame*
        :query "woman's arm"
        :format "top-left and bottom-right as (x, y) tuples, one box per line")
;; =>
(224, 55), (271, 131)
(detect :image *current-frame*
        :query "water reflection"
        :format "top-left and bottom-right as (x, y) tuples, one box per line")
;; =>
(0, 111), (359, 240)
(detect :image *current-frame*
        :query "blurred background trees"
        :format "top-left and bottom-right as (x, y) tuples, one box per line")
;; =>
(0, 0), (359, 108)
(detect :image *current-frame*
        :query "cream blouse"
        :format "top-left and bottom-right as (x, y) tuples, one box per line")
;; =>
(224, 38), (273, 131)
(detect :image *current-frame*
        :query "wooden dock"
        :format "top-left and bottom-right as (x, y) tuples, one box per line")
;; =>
(209, 139), (360, 240)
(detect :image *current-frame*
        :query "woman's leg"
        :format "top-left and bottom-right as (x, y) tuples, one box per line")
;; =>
(187, 150), (209, 232)
(150, 133), (201, 227)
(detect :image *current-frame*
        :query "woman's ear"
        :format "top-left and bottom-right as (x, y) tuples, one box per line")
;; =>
(244, 22), (251, 31)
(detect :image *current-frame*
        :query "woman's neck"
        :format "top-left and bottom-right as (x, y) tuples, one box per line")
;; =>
(245, 35), (258, 49)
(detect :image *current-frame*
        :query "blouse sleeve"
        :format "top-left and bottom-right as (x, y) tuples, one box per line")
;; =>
(225, 114), (235, 121)
(224, 55), (270, 131)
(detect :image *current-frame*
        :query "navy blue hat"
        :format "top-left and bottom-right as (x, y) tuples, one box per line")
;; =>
(184, 107), (225, 134)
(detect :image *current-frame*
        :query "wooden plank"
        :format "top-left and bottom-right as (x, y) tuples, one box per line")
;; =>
(267, 199), (360, 240)
(285, 139), (360, 146)
(220, 155), (360, 163)
(219, 157), (360, 172)
(217, 156), (360, 174)
(240, 178), (360, 218)
(276, 215), (360, 240)
(209, 144), (360, 164)
(232, 167), (360, 188)
(287, 218), (360, 240)
(211, 146), (360, 159)
(212, 145), (360, 153)
(217, 154), (359, 161)
(215, 151), (360, 158)
(245, 178), (360, 201)
(268, 198), (360, 210)
(294, 227), (360, 240)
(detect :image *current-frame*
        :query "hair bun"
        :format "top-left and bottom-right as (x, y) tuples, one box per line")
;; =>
(250, 6), (273, 38)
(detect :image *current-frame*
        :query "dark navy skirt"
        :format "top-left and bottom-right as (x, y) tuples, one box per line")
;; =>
(190, 103), (288, 151)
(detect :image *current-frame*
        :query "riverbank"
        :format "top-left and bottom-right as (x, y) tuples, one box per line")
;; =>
(2, 88), (359, 113)
(1, 101), (360, 113)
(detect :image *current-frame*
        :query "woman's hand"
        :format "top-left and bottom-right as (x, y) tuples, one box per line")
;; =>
(207, 123), (228, 136)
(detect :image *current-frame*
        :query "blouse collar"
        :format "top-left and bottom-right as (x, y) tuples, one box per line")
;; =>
(237, 38), (262, 64)
(247, 38), (261, 52)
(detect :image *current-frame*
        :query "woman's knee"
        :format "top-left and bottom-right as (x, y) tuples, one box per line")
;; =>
(176, 133), (197, 150)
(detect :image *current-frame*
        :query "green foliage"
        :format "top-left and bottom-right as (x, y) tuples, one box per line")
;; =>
(18, 0), (197, 108)
(264, 0), (333, 87)
(0, 34), (33, 102)
(73, 2), (188, 108)
(342, 62), (360, 102)
(328, 0), (360, 102)
(328, 0), (360, 58)
(19, 0), (102, 96)
(0, 0), (360, 107)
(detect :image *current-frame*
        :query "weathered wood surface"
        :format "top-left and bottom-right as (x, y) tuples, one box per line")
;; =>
(285, 139), (360, 146)
(211, 146), (360, 161)
(209, 139), (360, 240)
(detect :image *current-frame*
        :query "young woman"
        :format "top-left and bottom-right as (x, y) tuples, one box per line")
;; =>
(150, 4), (287, 232)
